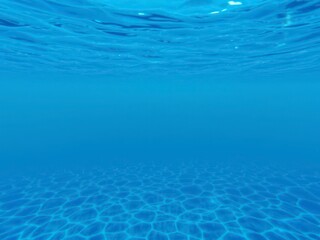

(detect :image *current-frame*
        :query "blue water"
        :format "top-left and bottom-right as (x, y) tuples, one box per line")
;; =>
(1, 0), (320, 239)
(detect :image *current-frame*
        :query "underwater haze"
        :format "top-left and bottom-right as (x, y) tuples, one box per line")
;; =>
(0, 0), (320, 239)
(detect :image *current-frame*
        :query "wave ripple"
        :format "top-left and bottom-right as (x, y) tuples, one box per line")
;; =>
(1, 0), (320, 74)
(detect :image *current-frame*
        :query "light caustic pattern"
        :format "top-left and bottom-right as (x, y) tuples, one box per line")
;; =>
(0, 0), (320, 74)
(0, 165), (319, 240)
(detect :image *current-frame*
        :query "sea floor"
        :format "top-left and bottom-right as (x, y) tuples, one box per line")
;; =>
(0, 163), (319, 240)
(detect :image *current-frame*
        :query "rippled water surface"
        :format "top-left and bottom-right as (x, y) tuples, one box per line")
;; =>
(1, 0), (320, 74)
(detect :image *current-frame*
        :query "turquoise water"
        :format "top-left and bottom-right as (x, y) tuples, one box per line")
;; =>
(1, 1), (320, 239)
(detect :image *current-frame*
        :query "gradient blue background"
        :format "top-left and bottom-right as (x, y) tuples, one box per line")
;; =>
(1, 72), (319, 172)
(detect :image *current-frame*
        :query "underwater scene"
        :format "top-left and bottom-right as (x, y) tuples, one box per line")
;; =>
(0, 0), (320, 239)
